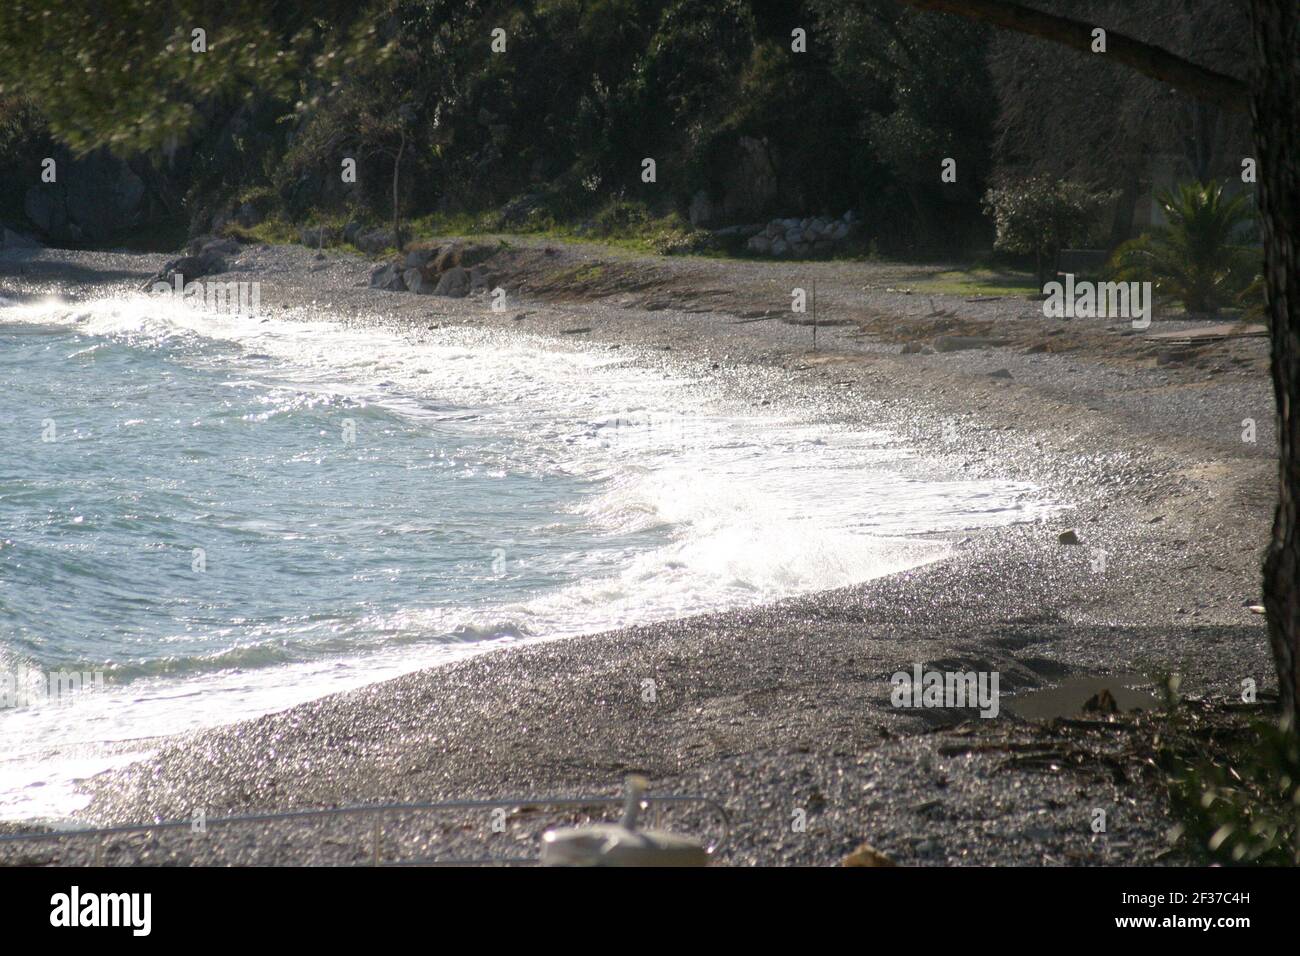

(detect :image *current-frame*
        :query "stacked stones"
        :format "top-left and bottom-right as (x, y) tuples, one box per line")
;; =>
(745, 211), (858, 258)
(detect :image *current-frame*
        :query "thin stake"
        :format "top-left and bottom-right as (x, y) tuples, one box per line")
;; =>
(812, 279), (818, 352)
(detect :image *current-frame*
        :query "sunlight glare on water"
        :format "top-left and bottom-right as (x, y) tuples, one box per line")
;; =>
(0, 293), (1061, 818)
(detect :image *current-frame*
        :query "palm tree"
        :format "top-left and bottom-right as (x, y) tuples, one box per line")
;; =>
(1108, 181), (1259, 316)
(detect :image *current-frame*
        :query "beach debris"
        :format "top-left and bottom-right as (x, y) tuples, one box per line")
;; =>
(1083, 688), (1120, 714)
(842, 841), (896, 867)
(540, 776), (708, 867)
(1145, 322), (1266, 346)
(933, 334), (999, 353)
(1057, 529), (1080, 545)
(1249, 604), (1266, 615)
(140, 240), (231, 291)
(988, 368), (1013, 379)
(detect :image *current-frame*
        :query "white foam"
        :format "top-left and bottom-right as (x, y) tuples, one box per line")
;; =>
(0, 293), (1063, 821)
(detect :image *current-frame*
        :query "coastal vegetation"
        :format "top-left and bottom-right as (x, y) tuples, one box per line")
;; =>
(2, 0), (1298, 866)
(1108, 182), (1260, 317)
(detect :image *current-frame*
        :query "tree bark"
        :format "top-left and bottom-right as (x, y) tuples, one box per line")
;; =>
(392, 129), (406, 251)
(1252, 0), (1300, 727)
(902, 0), (1248, 113)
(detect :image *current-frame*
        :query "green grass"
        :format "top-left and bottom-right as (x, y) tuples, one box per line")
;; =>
(904, 267), (1039, 297)
(233, 204), (1039, 296)
(223, 214), (302, 246)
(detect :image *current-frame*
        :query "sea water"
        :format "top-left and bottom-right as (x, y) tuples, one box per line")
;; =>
(0, 293), (1058, 818)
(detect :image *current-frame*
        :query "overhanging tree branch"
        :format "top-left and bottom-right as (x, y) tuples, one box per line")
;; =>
(898, 0), (1249, 113)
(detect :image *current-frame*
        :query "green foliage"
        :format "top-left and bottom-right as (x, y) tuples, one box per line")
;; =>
(982, 176), (1113, 283)
(0, 2), (381, 156)
(1108, 182), (1259, 315)
(812, 0), (997, 253)
(1238, 273), (1268, 322)
(1167, 720), (1300, 865)
(1, 0), (1003, 254)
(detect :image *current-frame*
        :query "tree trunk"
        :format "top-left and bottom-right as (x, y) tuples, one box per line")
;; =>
(392, 130), (406, 251)
(1252, 0), (1300, 727)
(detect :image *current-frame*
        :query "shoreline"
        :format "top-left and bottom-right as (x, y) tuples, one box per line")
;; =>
(0, 239), (1277, 864)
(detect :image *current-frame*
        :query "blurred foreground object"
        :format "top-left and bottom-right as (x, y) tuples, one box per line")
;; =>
(540, 776), (708, 867)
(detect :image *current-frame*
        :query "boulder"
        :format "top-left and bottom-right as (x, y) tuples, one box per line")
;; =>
(369, 261), (406, 292)
(433, 242), (496, 274)
(185, 234), (215, 255)
(197, 237), (242, 258)
(404, 247), (436, 270)
(356, 228), (397, 255)
(468, 266), (499, 294)
(499, 193), (546, 227)
(235, 203), (262, 228)
(746, 235), (771, 254)
(769, 238), (789, 257)
(140, 251), (227, 291)
(403, 268), (434, 294)
(343, 221), (364, 245)
(433, 266), (470, 298)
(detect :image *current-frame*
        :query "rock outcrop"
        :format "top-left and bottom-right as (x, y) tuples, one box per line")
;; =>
(368, 240), (502, 299)
(23, 149), (147, 244)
